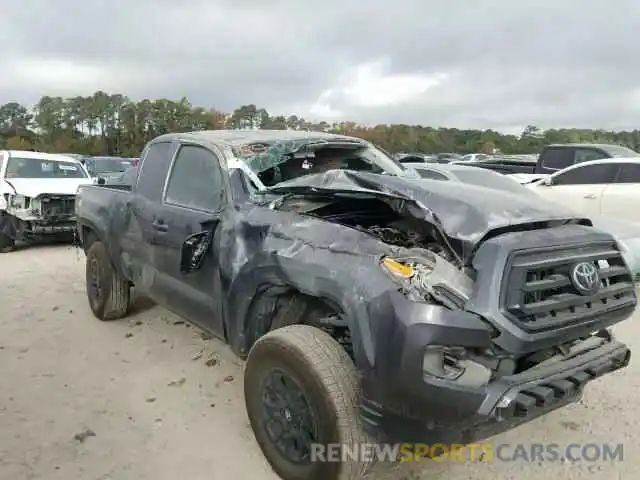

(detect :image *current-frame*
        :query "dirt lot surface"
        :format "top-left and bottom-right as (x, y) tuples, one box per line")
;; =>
(1, 244), (639, 480)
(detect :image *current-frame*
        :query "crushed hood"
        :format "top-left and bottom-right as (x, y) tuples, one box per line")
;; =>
(267, 170), (591, 263)
(2, 178), (93, 197)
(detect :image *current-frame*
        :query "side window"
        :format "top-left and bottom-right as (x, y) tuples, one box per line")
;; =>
(541, 148), (574, 170)
(616, 164), (640, 183)
(416, 169), (449, 181)
(553, 164), (618, 185)
(165, 144), (224, 211)
(137, 142), (174, 202)
(574, 148), (606, 164)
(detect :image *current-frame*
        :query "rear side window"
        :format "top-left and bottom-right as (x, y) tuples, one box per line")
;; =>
(616, 163), (640, 183)
(574, 148), (607, 164)
(605, 145), (640, 157)
(552, 163), (618, 185)
(165, 144), (225, 212)
(541, 148), (574, 170)
(137, 142), (175, 202)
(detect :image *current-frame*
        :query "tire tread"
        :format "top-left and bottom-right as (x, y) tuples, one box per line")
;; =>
(246, 325), (373, 480)
(86, 241), (130, 321)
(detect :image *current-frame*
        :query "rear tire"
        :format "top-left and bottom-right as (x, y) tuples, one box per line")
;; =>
(85, 241), (130, 320)
(244, 325), (371, 480)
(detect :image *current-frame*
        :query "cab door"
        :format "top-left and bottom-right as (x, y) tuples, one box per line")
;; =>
(600, 163), (640, 223)
(123, 140), (178, 297)
(150, 142), (228, 338)
(534, 163), (618, 217)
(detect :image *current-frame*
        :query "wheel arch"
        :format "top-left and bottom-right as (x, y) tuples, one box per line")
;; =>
(78, 220), (103, 252)
(231, 281), (366, 370)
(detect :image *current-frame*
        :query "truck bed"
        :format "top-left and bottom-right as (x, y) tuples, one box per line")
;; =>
(76, 184), (132, 241)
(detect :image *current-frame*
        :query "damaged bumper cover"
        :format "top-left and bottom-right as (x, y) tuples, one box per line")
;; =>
(1, 193), (77, 240)
(359, 294), (630, 444)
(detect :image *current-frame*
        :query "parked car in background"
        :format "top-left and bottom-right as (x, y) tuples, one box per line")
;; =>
(396, 152), (437, 163)
(432, 152), (462, 163)
(452, 154), (538, 174)
(0, 150), (92, 251)
(525, 158), (640, 223)
(458, 153), (492, 162)
(82, 156), (136, 180)
(403, 162), (540, 196)
(534, 143), (640, 175)
(457, 144), (640, 176)
(396, 152), (463, 164)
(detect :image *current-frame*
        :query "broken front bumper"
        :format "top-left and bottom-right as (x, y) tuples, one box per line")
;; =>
(358, 298), (630, 444)
(0, 211), (76, 240)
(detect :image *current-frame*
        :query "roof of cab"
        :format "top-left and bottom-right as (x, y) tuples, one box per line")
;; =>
(2, 150), (82, 162)
(152, 129), (367, 147)
(546, 143), (637, 152)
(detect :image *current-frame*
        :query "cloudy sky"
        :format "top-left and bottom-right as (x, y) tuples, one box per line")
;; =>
(1, 0), (639, 132)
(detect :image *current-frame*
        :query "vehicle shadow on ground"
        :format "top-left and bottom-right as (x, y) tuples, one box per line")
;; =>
(128, 294), (156, 315)
(12, 238), (76, 252)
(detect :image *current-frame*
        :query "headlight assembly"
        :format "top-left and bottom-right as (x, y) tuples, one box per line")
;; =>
(381, 254), (472, 308)
(381, 256), (435, 301)
(9, 194), (27, 208)
(382, 256), (490, 388)
(29, 198), (42, 216)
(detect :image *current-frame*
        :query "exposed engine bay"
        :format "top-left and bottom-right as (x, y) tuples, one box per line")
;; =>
(6, 193), (76, 222)
(277, 196), (458, 263)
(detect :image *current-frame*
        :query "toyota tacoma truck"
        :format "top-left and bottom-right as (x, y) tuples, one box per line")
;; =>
(75, 130), (635, 480)
(1, 150), (93, 251)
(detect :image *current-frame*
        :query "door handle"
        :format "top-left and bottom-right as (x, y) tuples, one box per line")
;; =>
(584, 193), (597, 199)
(152, 219), (168, 232)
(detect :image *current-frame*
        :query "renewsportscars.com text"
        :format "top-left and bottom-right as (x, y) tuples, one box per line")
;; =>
(310, 442), (624, 463)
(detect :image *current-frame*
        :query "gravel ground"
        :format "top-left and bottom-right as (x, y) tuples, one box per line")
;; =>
(0, 244), (638, 480)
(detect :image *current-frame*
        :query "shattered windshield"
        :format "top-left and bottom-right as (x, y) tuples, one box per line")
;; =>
(5, 157), (88, 179)
(233, 138), (406, 187)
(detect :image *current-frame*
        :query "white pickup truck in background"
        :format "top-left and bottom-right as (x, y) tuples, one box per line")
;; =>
(0, 150), (92, 252)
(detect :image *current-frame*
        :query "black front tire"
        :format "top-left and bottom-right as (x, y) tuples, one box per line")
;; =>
(85, 241), (130, 321)
(244, 325), (371, 480)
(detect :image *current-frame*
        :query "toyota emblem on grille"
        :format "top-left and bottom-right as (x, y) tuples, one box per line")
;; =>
(570, 262), (600, 295)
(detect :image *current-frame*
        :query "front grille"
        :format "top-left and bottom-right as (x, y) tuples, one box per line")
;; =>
(40, 195), (75, 217)
(502, 242), (636, 332)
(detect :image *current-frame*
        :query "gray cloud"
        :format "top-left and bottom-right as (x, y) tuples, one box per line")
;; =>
(2, 0), (640, 131)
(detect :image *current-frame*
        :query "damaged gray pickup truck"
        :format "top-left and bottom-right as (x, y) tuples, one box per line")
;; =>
(75, 130), (635, 480)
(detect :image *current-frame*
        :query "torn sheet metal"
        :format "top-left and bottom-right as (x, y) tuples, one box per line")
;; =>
(266, 169), (591, 264)
(1, 192), (77, 241)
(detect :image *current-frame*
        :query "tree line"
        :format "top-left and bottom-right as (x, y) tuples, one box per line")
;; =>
(1, 91), (639, 157)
